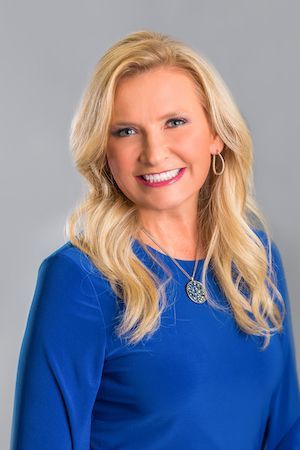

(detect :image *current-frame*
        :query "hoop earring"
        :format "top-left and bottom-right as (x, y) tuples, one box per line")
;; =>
(212, 151), (225, 176)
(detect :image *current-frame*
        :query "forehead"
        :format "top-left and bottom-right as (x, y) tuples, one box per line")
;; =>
(112, 67), (201, 114)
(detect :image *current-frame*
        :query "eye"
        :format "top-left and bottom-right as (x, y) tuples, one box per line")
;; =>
(167, 117), (187, 128)
(112, 127), (136, 138)
(111, 117), (187, 138)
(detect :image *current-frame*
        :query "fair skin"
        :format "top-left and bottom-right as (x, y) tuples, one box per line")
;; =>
(106, 66), (224, 260)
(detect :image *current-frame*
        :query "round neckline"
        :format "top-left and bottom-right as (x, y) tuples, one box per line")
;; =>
(134, 239), (205, 264)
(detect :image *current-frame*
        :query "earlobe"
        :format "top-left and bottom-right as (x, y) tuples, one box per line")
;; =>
(210, 135), (224, 154)
(216, 135), (224, 152)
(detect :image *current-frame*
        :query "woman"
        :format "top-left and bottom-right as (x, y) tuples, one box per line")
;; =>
(10, 30), (300, 449)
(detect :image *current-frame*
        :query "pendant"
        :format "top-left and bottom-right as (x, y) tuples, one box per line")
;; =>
(185, 280), (207, 304)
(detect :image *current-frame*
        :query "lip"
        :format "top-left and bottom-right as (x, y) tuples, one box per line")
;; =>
(136, 167), (186, 187)
(138, 167), (182, 177)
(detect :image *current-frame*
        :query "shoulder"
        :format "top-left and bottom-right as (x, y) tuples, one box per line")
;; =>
(252, 228), (286, 277)
(40, 240), (93, 270)
(35, 241), (112, 308)
(252, 228), (290, 317)
(25, 243), (108, 370)
(38, 240), (107, 281)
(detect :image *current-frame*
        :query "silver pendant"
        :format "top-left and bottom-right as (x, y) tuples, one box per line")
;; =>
(185, 280), (207, 304)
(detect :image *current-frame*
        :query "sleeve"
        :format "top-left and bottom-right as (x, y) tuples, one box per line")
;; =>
(10, 253), (107, 450)
(263, 240), (300, 450)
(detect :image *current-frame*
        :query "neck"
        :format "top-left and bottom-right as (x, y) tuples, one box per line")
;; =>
(135, 217), (204, 261)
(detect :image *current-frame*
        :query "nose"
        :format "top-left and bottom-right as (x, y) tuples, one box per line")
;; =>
(138, 129), (169, 166)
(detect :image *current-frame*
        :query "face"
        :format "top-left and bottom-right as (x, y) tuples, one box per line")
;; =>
(106, 66), (224, 217)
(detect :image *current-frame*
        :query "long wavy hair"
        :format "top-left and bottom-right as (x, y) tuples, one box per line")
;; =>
(65, 29), (285, 350)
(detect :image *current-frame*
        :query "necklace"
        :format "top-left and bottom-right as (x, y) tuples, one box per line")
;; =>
(141, 228), (207, 304)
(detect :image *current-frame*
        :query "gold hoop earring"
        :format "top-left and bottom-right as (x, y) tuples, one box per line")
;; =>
(212, 151), (225, 176)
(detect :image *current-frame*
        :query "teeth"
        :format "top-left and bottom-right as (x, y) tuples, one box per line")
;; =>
(142, 168), (180, 183)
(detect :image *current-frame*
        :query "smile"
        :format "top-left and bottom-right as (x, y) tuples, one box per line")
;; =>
(141, 168), (181, 182)
(136, 167), (186, 187)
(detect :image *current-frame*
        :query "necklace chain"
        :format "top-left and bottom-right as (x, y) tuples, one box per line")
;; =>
(141, 228), (200, 281)
(140, 227), (207, 304)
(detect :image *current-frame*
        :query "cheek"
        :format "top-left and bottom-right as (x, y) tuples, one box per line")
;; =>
(107, 155), (118, 175)
(107, 149), (127, 175)
(176, 130), (212, 164)
(106, 148), (136, 193)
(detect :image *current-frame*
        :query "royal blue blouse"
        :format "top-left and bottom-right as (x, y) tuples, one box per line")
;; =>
(10, 229), (300, 449)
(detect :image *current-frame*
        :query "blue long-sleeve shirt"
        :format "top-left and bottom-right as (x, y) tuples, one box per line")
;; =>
(10, 229), (300, 449)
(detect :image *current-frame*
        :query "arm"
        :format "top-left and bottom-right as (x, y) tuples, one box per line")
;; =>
(263, 240), (300, 449)
(10, 253), (107, 450)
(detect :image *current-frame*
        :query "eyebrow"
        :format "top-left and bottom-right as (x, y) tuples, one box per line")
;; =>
(110, 111), (188, 128)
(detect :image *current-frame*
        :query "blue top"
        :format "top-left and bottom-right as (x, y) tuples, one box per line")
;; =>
(10, 229), (300, 449)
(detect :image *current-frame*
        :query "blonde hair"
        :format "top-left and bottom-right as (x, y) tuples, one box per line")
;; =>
(65, 29), (285, 350)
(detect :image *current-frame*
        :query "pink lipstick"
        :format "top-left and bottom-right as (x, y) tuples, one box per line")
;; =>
(136, 167), (186, 187)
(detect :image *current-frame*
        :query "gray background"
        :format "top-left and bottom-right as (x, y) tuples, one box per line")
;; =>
(1, 1), (299, 448)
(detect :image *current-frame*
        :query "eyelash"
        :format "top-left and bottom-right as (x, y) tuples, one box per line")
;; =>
(112, 117), (187, 138)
